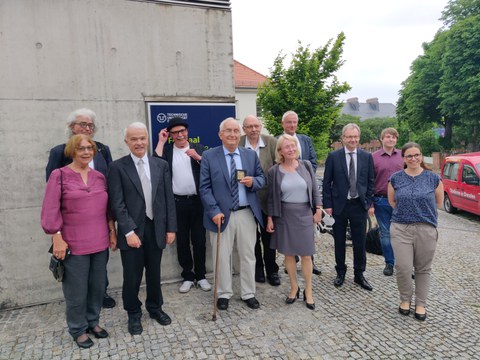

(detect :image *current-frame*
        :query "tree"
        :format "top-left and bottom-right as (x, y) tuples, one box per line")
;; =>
(441, 0), (480, 27)
(257, 35), (351, 159)
(331, 115), (398, 145)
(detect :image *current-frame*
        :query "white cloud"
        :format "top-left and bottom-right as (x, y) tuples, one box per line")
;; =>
(231, 0), (449, 104)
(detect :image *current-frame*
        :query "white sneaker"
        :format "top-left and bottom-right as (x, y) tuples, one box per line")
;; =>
(197, 279), (211, 291)
(179, 281), (194, 293)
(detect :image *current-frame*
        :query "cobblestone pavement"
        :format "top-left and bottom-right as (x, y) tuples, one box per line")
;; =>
(1, 210), (479, 359)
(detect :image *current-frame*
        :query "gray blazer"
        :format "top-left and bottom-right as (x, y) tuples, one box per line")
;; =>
(107, 155), (177, 250)
(267, 160), (321, 217)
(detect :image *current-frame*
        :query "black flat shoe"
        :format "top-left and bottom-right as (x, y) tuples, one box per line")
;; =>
(149, 310), (172, 326)
(334, 274), (345, 287)
(75, 335), (94, 349)
(354, 275), (373, 291)
(243, 297), (260, 309)
(128, 317), (143, 335)
(312, 265), (322, 275)
(87, 326), (109, 338)
(217, 298), (229, 310)
(285, 287), (300, 304)
(415, 310), (427, 321)
(267, 273), (281, 286)
(102, 293), (116, 309)
(398, 307), (410, 316)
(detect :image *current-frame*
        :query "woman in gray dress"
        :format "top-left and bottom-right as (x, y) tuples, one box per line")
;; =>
(266, 135), (322, 310)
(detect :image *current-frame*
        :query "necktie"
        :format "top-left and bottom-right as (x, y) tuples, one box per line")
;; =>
(348, 152), (358, 198)
(229, 153), (239, 210)
(138, 159), (153, 219)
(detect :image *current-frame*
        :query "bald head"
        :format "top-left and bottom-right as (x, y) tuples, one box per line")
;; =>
(243, 115), (262, 142)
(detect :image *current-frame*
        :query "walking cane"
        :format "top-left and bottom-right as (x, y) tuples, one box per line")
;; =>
(212, 221), (221, 321)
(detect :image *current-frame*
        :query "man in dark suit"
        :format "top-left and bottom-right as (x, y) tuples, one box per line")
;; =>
(155, 117), (211, 293)
(200, 118), (265, 311)
(281, 110), (321, 275)
(322, 123), (375, 291)
(45, 108), (116, 309)
(240, 115), (280, 286)
(108, 122), (177, 335)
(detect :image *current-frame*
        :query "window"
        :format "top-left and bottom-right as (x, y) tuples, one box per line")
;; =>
(462, 164), (479, 184)
(443, 162), (459, 181)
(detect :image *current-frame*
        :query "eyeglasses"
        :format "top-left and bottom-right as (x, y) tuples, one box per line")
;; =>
(244, 125), (261, 130)
(343, 135), (359, 140)
(170, 128), (187, 136)
(404, 153), (422, 160)
(76, 146), (94, 152)
(221, 129), (241, 134)
(74, 122), (95, 130)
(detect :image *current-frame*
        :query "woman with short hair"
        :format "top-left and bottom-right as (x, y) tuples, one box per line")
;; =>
(41, 134), (117, 348)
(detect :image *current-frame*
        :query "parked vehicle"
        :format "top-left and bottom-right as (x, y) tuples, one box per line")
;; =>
(441, 152), (480, 216)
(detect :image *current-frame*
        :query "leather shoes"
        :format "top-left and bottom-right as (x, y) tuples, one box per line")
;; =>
(217, 298), (229, 310)
(75, 334), (94, 349)
(334, 274), (345, 287)
(243, 297), (260, 309)
(383, 264), (394, 276)
(87, 326), (109, 338)
(415, 311), (427, 321)
(354, 275), (373, 291)
(149, 310), (172, 326)
(267, 273), (281, 286)
(312, 265), (322, 275)
(255, 271), (266, 283)
(128, 317), (143, 335)
(102, 293), (116, 309)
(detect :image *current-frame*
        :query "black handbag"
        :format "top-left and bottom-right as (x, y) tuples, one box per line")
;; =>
(47, 169), (70, 282)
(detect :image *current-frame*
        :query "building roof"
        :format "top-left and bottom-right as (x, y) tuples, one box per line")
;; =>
(234, 60), (267, 89)
(341, 97), (396, 120)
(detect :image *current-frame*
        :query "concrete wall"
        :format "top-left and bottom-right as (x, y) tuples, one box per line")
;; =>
(0, 0), (234, 309)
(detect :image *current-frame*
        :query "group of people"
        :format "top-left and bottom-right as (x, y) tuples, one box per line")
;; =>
(41, 108), (443, 348)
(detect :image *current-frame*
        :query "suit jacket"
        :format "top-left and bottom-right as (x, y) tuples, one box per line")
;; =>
(322, 148), (374, 215)
(199, 146), (265, 233)
(267, 160), (321, 217)
(296, 134), (318, 172)
(158, 142), (205, 193)
(46, 141), (112, 181)
(107, 155), (177, 250)
(239, 134), (277, 213)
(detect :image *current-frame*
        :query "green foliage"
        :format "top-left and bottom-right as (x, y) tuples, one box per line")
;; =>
(258, 35), (351, 156)
(398, 0), (480, 152)
(411, 130), (442, 155)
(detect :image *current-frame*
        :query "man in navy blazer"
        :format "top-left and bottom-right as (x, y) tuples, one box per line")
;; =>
(108, 122), (177, 335)
(281, 110), (321, 275)
(200, 118), (265, 311)
(45, 108), (115, 309)
(323, 123), (375, 291)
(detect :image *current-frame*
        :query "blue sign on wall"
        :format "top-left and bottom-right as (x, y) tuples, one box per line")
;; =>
(147, 102), (236, 151)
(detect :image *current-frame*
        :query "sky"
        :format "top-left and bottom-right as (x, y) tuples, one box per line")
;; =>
(231, 0), (450, 105)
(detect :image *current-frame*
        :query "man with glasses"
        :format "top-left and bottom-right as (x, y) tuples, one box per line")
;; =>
(240, 115), (280, 286)
(155, 118), (211, 293)
(323, 123), (375, 291)
(45, 108), (116, 308)
(368, 128), (403, 276)
(200, 118), (265, 311)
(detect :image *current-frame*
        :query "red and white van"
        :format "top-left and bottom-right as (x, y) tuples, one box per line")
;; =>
(441, 152), (480, 216)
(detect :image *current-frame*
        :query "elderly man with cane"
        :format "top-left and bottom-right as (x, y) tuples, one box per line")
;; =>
(200, 118), (265, 312)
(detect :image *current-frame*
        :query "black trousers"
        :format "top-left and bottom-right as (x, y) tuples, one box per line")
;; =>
(175, 195), (207, 282)
(255, 211), (279, 276)
(120, 218), (163, 317)
(332, 198), (367, 277)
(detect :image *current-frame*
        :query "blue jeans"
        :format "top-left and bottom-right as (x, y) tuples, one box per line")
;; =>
(373, 197), (395, 266)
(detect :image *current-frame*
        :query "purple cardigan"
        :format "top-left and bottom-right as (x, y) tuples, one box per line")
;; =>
(41, 167), (109, 255)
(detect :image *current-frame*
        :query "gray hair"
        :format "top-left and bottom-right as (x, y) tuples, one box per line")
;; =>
(281, 110), (298, 123)
(341, 123), (361, 137)
(65, 108), (97, 137)
(219, 117), (240, 132)
(124, 122), (148, 139)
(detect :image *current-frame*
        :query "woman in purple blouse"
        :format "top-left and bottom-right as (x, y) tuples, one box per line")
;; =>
(41, 134), (117, 348)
